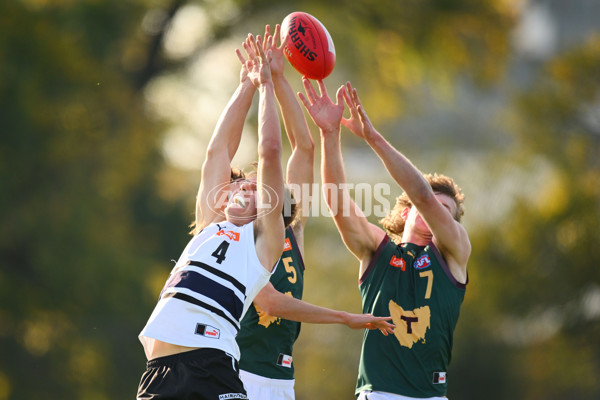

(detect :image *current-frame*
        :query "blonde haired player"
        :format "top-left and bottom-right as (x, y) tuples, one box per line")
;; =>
(299, 79), (470, 400)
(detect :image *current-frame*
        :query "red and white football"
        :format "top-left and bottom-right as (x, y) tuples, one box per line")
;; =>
(280, 12), (336, 80)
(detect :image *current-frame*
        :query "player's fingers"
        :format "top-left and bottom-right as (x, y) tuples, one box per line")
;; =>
(243, 39), (256, 60)
(274, 24), (282, 48)
(235, 48), (246, 64)
(302, 77), (318, 100)
(335, 85), (345, 107)
(317, 79), (328, 97)
(255, 35), (267, 60)
(342, 85), (354, 109)
(345, 82), (356, 104)
(357, 105), (371, 125)
(298, 92), (312, 110)
(247, 34), (258, 57)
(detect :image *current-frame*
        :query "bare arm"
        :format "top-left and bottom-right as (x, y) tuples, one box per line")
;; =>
(254, 282), (395, 335)
(263, 24), (315, 249)
(342, 82), (470, 279)
(246, 34), (286, 271)
(299, 78), (385, 270)
(195, 46), (256, 232)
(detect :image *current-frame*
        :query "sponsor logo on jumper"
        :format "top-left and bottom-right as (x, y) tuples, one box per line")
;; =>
(283, 238), (292, 252)
(216, 229), (240, 241)
(277, 353), (293, 368)
(218, 394), (248, 400)
(414, 255), (431, 270)
(433, 371), (447, 384)
(390, 255), (406, 271)
(195, 323), (220, 339)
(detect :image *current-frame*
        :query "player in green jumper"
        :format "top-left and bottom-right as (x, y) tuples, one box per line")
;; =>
(236, 26), (395, 400)
(300, 79), (470, 399)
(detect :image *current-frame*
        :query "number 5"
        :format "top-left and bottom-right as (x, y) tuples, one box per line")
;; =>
(282, 257), (296, 283)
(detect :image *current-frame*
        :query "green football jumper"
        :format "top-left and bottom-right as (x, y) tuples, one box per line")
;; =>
(357, 236), (467, 398)
(237, 227), (305, 380)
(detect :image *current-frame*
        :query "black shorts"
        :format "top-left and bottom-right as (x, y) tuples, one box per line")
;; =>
(137, 348), (248, 400)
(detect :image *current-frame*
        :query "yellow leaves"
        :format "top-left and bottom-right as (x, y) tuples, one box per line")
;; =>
(20, 311), (71, 356)
(535, 169), (569, 220)
(0, 372), (10, 400)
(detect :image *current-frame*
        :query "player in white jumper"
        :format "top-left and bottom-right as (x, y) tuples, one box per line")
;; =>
(137, 34), (292, 400)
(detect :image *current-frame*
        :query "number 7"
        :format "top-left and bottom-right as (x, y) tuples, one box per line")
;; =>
(419, 270), (433, 299)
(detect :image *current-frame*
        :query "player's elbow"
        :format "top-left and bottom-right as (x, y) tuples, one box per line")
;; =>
(297, 135), (315, 153)
(411, 185), (436, 207)
(254, 293), (283, 317)
(258, 137), (282, 160)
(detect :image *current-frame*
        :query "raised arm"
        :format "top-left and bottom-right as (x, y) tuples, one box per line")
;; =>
(299, 79), (385, 268)
(254, 282), (394, 335)
(342, 82), (470, 279)
(194, 46), (256, 232)
(246, 35), (286, 271)
(263, 24), (314, 249)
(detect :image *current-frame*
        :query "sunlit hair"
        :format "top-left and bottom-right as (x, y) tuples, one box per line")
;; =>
(379, 173), (465, 243)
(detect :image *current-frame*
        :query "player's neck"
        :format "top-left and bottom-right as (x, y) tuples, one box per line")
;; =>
(401, 230), (432, 246)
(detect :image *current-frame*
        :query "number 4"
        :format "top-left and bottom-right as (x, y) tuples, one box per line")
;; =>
(211, 240), (230, 264)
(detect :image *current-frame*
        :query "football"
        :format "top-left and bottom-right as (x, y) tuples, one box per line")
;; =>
(280, 12), (336, 80)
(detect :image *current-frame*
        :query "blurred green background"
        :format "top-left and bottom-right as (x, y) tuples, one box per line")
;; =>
(1, 0), (599, 399)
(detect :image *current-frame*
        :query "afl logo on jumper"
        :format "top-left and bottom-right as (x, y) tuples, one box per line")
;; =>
(195, 323), (220, 339)
(414, 255), (431, 270)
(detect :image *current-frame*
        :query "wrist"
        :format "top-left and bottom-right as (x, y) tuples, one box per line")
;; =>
(240, 80), (256, 93)
(272, 73), (286, 84)
(365, 129), (383, 146)
(320, 126), (341, 138)
(258, 80), (275, 91)
(339, 311), (351, 326)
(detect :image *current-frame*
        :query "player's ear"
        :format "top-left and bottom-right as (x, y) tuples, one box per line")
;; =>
(401, 207), (410, 221)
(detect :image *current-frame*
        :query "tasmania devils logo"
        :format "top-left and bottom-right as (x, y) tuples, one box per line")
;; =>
(390, 255), (406, 271)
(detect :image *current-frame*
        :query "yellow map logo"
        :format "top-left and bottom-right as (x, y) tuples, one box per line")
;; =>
(255, 292), (294, 328)
(389, 300), (431, 349)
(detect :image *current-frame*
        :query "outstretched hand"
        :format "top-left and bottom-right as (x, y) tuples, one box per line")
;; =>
(238, 34), (272, 88)
(346, 313), (395, 336)
(298, 78), (345, 134)
(262, 24), (285, 77)
(234, 45), (251, 85)
(341, 81), (377, 141)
